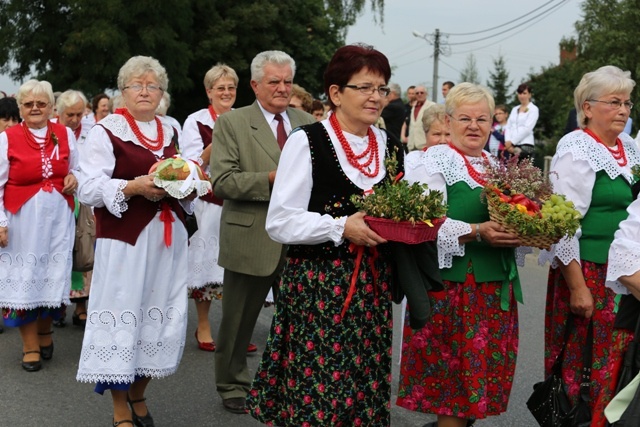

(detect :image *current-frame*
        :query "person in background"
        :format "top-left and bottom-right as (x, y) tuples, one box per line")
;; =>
(539, 65), (640, 425)
(403, 85), (417, 141)
(311, 99), (324, 121)
(0, 96), (21, 335)
(419, 104), (451, 149)
(76, 55), (192, 427)
(487, 104), (508, 158)
(54, 89), (93, 329)
(380, 82), (405, 141)
(209, 50), (315, 415)
(82, 93), (110, 129)
(248, 42), (399, 427)
(0, 80), (79, 372)
(401, 85), (435, 151)
(398, 83), (522, 427)
(289, 84), (313, 113)
(504, 83), (539, 161)
(156, 91), (182, 137)
(441, 81), (455, 103)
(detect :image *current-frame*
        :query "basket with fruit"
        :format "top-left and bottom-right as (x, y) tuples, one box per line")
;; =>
(350, 152), (447, 244)
(483, 158), (581, 250)
(149, 156), (212, 199)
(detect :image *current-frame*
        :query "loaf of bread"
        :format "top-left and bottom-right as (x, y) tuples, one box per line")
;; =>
(149, 157), (207, 181)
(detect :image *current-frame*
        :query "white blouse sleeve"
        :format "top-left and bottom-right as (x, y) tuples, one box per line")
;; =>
(606, 197), (640, 294)
(180, 115), (205, 162)
(538, 151), (594, 267)
(266, 129), (347, 245)
(505, 104), (539, 146)
(0, 133), (9, 226)
(77, 125), (128, 217)
(404, 151), (471, 269)
(66, 128), (80, 176)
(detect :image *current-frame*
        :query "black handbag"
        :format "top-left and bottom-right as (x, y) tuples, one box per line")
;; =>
(527, 315), (593, 427)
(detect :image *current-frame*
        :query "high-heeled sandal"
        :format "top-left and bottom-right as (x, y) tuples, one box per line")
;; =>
(113, 420), (134, 426)
(38, 330), (54, 360)
(72, 311), (87, 327)
(128, 397), (154, 427)
(22, 350), (42, 372)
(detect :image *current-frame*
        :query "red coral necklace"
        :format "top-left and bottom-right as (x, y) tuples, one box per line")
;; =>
(583, 128), (627, 166)
(22, 121), (52, 150)
(448, 143), (487, 186)
(208, 105), (218, 122)
(119, 109), (164, 151)
(329, 113), (379, 178)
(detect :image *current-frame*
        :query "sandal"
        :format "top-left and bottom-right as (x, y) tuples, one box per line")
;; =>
(128, 397), (154, 427)
(113, 420), (134, 426)
(21, 350), (42, 372)
(72, 311), (87, 327)
(38, 330), (54, 360)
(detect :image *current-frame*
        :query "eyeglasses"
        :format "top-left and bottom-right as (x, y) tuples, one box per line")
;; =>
(213, 85), (237, 93)
(342, 84), (391, 97)
(21, 101), (49, 109)
(449, 115), (491, 127)
(587, 99), (634, 110)
(414, 91), (426, 95)
(123, 84), (163, 93)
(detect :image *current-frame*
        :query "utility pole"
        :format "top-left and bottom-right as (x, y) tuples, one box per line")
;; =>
(412, 29), (449, 103)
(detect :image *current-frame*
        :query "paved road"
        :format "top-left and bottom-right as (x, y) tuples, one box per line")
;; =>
(0, 254), (548, 426)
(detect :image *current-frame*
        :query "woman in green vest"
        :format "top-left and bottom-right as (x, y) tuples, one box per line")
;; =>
(539, 65), (640, 424)
(397, 82), (522, 427)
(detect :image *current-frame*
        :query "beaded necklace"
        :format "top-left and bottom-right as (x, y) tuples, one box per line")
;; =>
(119, 109), (164, 151)
(583, 128), (627, 166)
(448, 143), (488, 186)
(22, 121), (52, 150)
(329, 113), (379, 178)
(208, 104), (218, 122)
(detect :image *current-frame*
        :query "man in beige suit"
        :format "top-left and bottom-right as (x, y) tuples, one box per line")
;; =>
(209, 50), (315, 414)
(400, 85), (435, 151)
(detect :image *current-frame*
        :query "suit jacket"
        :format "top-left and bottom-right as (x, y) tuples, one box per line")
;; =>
(380, 98), (405, 140)
(407, 100), (435, 151)
(210, 101), (315, 277)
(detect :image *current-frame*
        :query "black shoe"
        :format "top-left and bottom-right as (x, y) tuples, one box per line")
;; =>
(0, 324), (3, 333)
(21, 350), (42, 372)
(128, 397), (154, 427)
(39, 330), (54, 360)
(53, 317), (66, 328)
(72, 311), (87, 328)
(222, 397), (247, 414)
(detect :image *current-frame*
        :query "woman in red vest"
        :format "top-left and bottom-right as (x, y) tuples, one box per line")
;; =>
(0, 79), (79, 372)
(539, 65), (640, 425)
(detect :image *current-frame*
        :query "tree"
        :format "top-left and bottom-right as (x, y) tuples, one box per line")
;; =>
(459, 53), (479, 84)
(0, 0), (383, 121)
(486, 55), (512, 107)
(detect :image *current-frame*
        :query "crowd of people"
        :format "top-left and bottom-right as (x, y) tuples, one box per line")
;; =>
(1, 43), (640, 427)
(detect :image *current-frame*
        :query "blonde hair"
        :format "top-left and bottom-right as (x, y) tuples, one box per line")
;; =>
(445, 82), (495, 116)
(422, 104), (447, 133)
(204, 64), (239, 89)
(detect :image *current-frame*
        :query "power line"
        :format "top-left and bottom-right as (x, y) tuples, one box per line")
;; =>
(446, 0), (564, 36)
(448, 0), (568, 46)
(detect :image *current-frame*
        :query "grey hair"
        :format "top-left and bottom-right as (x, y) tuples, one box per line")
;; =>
(250, 51), (296, 82)
(117, 56), (169, 92)
(388, 83), (402, 96)
(422, 104), (447, 133)
(445, 82), (495, 117)
(204, 64), (239, 89)
(16, 79), (55, 105)
(56, 90), (88, 115)
(574, 65), (635, 128)
(108, 94), (124, 112)
(156, 91), (171, 116)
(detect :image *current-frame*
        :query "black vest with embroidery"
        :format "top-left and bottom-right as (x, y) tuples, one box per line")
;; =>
(287, 122), (403, 260)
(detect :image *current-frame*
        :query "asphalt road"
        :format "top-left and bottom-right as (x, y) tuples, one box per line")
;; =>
(0, 253), (548, 427)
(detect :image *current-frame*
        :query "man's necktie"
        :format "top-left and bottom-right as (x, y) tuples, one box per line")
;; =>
(274, 113), (287, 149)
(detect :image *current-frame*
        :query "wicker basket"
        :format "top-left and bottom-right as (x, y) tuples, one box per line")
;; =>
(365, 216), (445, 244)
(486, 196), (560, 250)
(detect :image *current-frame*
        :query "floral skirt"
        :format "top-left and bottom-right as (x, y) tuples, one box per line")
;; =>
(3, 306), (64, 327)
(396, 270), (519, 420)
(188, 283), (222, 302)
(247, 252), (393, 427)
(544, 262), (617, 421)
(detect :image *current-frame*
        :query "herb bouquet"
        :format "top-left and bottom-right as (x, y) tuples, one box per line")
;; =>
(350, 154), (447, 244)
(483, 157), (581, 249)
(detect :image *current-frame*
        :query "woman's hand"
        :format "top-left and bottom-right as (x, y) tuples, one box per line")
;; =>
(569, 285), (595, 318)
(62, 173), (78, 195)
(124, 175), (167, 202)
(343, 211), (387, 247)
(478, 221), (521, 247)
(0, 226), (8, 248)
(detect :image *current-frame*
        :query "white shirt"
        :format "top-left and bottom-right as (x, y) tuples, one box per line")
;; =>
(505, 102), (539, 147)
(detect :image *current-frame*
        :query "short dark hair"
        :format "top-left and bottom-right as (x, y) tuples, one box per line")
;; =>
(323, 43), (391, 110)
(517, 83), (532, 94)
(442, 81), (455, 89)
(92, 93), (109, 114)
(0, 97), (20, 121)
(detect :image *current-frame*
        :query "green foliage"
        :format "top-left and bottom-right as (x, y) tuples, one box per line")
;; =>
(486, 54), (512, 106)
(0, 0), (382, 121)
(350, 154), (447, 224)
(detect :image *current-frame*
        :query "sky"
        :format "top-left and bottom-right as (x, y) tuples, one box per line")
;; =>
(0, 0), (582, 101)
(345, 0), (582, 102)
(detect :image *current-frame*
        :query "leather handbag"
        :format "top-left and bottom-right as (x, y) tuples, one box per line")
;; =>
(72, 202), (96, 272)
(526, 315), (593, 427)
